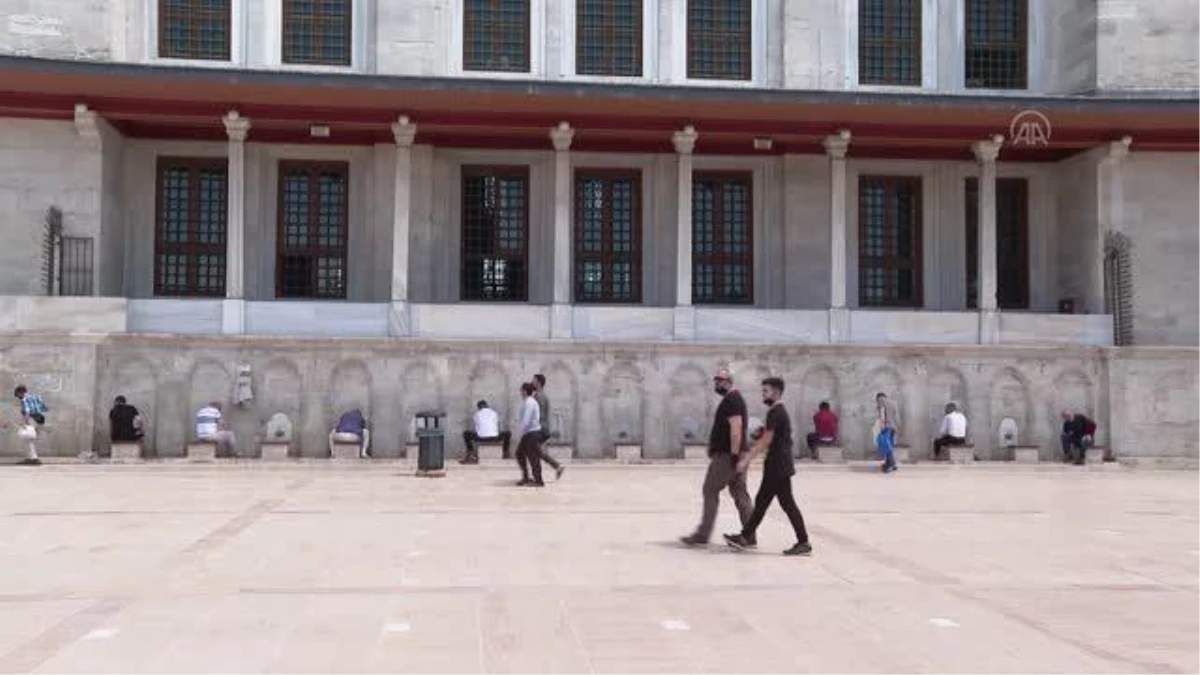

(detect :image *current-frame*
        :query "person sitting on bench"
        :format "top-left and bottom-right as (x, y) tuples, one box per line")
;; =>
(805, 401), (839, 459)
(461, 400), (511, 464)
(1060, 410), (1096, 465)
(932, 402), (968, 460)
(330, 409), (371, 459)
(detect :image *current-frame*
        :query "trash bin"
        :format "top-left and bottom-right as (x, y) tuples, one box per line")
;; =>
(415, 410), (446, 477)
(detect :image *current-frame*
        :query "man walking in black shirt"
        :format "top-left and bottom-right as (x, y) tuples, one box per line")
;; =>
(724, 377), (813, 556)
(680, 367), (753, 546)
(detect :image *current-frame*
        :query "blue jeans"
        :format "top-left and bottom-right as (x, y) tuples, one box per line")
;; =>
(876, 428), (896, 467)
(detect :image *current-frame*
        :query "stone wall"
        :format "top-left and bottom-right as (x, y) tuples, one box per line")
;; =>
(0, 119), (101, 296)
(1122, 153), (1200, 347)
(1045, 0), (1098, 94)
(0, 0), (113, 60)
(1097, 0), (1200, 91)
(0, 334), (1195, 467)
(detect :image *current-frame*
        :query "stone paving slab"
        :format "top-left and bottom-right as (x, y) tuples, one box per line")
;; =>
(0, 464), (1194, 673)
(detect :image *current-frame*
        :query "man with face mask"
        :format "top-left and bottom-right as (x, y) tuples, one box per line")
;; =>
(724, 377), (812, 556)
(680, 367), (753, 547)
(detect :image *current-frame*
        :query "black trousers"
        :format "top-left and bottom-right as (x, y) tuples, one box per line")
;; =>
(515, 431), (546, 483)
(463, 430), (512, 458)
(933, 435), (966, 459)
(741, 471), (809, 545)
(538, 430), (561, 470)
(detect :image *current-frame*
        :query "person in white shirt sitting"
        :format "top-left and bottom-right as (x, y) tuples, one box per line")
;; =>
(195, 401), (237, 458)
(933, 402), (968, 461)
(460, 400), (511, 464)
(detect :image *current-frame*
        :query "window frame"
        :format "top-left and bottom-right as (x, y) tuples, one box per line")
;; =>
(686, 0), (753, 82)
(462, 0), (533, 73)
(574, 0), (644, 77)
(691, 171), (755, 306)
(274, 160), (351, 301)
(857, 0), (922, 86)
(459, 165), (531, 303)
(963, 0), (1028, 90)
(281, 0), (353, 67)
(965, 176), (1030, 310)
(155, 0), (234, 62)
(857, 175), (924, 308)
(153, 157), (229, 298)
(573, 169), (643, 304)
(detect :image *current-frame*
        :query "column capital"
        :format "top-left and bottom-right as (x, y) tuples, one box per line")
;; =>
(550, 121), (574, 151)
(223, 110), (251, 142)
(1105, 136), (1133, 163)
(971, 136), (1004, 164)
(822, 129), (851, 159)
(672, 125), (698, 155)
(73, 103), (100, 145)
(391, 115), (417, 147)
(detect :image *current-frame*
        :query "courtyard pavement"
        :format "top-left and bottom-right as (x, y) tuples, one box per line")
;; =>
(0, 461), (1195, 674)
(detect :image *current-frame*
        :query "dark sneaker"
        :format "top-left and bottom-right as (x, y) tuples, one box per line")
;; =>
(524, 481), (545, 488)
(516, 478), (532, 486)
(459, 456), (478, 465)
(723, 533), (757, 551)
(18, 458), (42, 466)
(555, 465), (565, 480)
(783, 542), (813, 556)
(679, 534), (707, 547)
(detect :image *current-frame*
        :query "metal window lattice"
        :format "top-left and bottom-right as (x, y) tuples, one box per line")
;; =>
(159, 0), (231, 60)
(858, 176), (921, 307)
(282, 0), (351, 65)
(58, 237), (94, 296)
(276, 163), (348, 299)
(687, 0), (751, 80)
(692, 174), (752, 304)
(1104, 232), (1134, 346)
(155, 159), (228, 297)
(858, 0), (921, 85)
(574, 173), (641, 303)
(964, 0), (1027, 89)
(576, 0), (642, 76)
(461, 169), (529, 301)
(464, 0), (530, 72)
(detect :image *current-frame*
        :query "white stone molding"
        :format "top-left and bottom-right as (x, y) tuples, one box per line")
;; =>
(222, 110), (250, 322)
(73, 104), (101, 146)
(673, 126), (698, 313)
(391, 117), (417, 310)
(824, 129), (851, 316)
(391, 115), (417, 147)
(551, 122), (574, 328)
(972, 136), (1003, 339)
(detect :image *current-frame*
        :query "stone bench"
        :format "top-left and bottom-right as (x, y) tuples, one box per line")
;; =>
(813, 445), (844, 464)
(476, 442), (505, 461)
(893, 445), (911, 464)
(110, 441), (143, 462)
(615, 443), (643, 462)
(1012, 446), (1041, 464)
(683, 444), (708, 461)
(260, 442), (290, 461)
(186, 442), (217, 462)
(1085, 446), (1108, 465)
(947, 445), (975, 465)
(331, 441), (363, 460)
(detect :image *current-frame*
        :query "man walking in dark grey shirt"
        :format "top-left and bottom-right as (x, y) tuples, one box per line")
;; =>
(680, 367), (753, 546)
(531, 373), (564, 480)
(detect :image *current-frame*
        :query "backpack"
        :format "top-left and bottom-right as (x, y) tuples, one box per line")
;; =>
(25, 394), (48, 417)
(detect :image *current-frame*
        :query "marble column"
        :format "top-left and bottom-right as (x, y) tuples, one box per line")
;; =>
(823, 130), (851, 342)
(222, 110), (251, 335)
(672, 125), (697, 341)
(1095, 137), (1132, 339)
(389, 116), (417, 337)
(972, 136), (1003, 344)
(550, 122), (575, 339)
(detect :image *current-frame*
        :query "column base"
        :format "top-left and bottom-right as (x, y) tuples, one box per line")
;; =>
(388, 301), (410, 337)
(673, 306), (695, 341)
(979, 310), (999, 345)
(221, 299), (245, 335)
(550, 303), (572, 339)
(829, 306), (850, 343)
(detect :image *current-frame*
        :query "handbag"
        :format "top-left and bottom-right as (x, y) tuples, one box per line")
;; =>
(17, 424), (37, 440)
